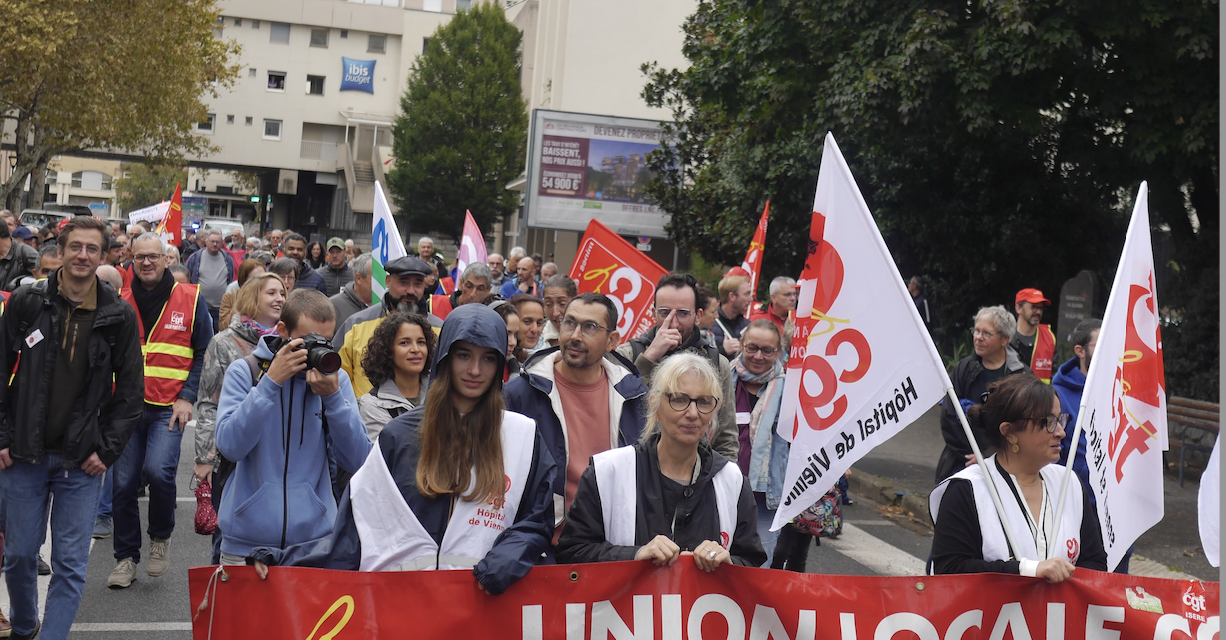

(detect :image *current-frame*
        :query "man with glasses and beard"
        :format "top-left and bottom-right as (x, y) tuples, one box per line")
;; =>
(504, 293), (648, 551)
(335, 255), (438, 397)
(616, 273), (739, 463)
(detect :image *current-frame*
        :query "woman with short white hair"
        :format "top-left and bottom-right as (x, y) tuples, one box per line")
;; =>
(557, 352), (766, 569)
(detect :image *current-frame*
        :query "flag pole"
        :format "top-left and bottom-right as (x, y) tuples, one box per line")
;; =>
(947, 388), (1026, 559)
(823, 132), (1027, 560)
(1048, 400), (1088, 560)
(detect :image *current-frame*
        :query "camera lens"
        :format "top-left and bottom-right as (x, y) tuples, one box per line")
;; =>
(308, 347), (342, 375)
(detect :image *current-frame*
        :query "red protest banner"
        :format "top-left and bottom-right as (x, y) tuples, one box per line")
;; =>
(567, 219), (668, 343)
(740, 200), (769, 298)
(189, 562), (1217, 640)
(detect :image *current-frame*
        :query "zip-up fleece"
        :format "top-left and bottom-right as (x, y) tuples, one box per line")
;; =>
(214, 335), (372, 557)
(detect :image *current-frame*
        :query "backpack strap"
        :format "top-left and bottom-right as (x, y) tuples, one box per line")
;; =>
(242, 354), (271, 388)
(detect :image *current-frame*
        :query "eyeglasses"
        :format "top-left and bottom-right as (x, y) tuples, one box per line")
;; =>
(1030, 413), (1071, 433)
(972, 329), (998, 339)
(655, 307), (694, 320)
(561, 318), (611, 338)
(132, 254), (163, 264)
(743, 344), (778, 357)
(664, 392), (719, 414)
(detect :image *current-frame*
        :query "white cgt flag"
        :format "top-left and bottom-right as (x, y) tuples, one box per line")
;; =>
(772, 134), (951, 530)
(1076, 182), (1167, 570)
(456, 210), (487, 276)
(370, 181), (408, 305)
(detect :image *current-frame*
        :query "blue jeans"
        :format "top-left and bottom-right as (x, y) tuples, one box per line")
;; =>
(755, 493), (778, 567)
(96, 466), (113, 519)
(113, 405), (182, 563)
(2, 454), (102, 639)
(207, 306), (221, 333)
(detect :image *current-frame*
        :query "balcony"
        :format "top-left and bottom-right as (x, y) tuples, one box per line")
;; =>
(300, 140), (339, 161)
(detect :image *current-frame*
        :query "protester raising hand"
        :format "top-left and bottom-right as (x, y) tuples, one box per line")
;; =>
(643, 309), (682, 362)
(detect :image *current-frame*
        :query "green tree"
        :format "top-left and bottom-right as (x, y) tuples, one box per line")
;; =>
(113, 163), (188, 213)
(643, 0), (1218, 399)
(388, 2), (527, 239)
(0, 0), (241, 210)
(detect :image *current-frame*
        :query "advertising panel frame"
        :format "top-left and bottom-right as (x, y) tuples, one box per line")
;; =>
(524, 109), (671, 237)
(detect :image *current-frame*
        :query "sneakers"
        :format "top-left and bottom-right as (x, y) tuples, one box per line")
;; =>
(107, 558), (138, 589)
(36, 555), (49, 576)
(0, 607), (10, 638)
(92, 516), (113, 539)
(146, 538), (170, 577)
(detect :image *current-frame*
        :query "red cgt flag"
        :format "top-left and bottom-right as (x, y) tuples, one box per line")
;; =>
(740, 200), (770, 297)
(154, 183), (183, 246)
(567, 219), (668, 344)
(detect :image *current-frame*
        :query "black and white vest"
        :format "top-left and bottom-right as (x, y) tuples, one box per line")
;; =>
(349, 411), (536, 571)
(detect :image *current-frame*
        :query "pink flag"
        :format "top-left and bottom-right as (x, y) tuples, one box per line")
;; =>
(456, 210), (487, 276)
(1071, 182), (1167, 570)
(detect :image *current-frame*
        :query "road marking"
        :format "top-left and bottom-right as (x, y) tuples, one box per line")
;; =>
(72, 622), (193, 631)
(843, 520), (893, 526)
(822, 523), (928, 576)
(138, 496), (196, 503)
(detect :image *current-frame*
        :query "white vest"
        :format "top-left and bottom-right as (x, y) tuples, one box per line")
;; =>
(930, 455), (1085, 565)
(592, 446), (743, 549)
(349, 411), (537, 572)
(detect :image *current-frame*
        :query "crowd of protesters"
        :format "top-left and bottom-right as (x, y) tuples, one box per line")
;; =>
(0, 213), (1108, 638)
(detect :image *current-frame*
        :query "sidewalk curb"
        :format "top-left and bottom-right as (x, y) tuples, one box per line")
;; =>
(848, 468), (932, 526)
(848, 470), (1203, 581)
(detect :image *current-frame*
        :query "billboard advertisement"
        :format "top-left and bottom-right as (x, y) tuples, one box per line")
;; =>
(340, 57), (376, 93)
(525, 109), (670, 237)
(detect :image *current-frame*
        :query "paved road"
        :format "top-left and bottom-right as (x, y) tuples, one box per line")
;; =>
(0, 404), (1213, 636)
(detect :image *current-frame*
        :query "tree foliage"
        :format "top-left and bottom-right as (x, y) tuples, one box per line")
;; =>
(0, 0), (241, 210)
(113, 163), (187, 213)
(643, 0), (1218, 399)
(388, 2), (527, 239)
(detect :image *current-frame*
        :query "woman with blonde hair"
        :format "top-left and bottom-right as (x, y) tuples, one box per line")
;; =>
(250, 304), (556, 595)
(193, 272), (287, 563)
(218, 258), (266, 328)
(557, 353), (766, 569)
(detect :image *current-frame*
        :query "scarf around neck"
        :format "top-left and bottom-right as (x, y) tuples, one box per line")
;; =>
(241, 315), (280, 338)
(731, 354), (784, 386)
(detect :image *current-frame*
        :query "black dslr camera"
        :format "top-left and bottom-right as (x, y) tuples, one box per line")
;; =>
(271, 333), (341, 375)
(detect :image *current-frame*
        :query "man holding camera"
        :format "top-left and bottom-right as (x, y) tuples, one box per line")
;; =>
(109, 233), (213, 589)
(213, 289), (370, 565)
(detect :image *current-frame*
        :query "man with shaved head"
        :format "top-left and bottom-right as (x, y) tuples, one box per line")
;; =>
(499, 256), (541, 299)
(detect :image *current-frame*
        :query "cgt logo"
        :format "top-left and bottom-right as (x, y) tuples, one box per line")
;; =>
(576, 239), (653, 338)
(170, 311), (185, 326)
(790, 211), (872, 436)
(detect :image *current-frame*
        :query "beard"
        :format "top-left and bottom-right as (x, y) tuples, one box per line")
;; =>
(386, 292), (419, 312)
(561, 339), (593, 369)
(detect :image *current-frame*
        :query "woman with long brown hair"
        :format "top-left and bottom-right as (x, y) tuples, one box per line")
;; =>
(250, 304), (556, 595)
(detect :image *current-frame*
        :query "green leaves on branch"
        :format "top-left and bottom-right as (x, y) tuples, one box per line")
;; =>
(388, 3), (527, 240)
(643, 0), (1218, 398)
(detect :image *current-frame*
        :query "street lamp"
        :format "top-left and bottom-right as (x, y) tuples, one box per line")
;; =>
(8, 153), (16, 169)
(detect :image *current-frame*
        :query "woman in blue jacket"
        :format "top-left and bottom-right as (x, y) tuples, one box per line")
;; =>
(251, 303), (557, 595)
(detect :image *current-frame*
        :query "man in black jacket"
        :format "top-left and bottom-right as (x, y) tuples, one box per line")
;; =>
(0, 215), (144, 639)
(0, 220), (38, 292)
(936, 305), (1032, 484)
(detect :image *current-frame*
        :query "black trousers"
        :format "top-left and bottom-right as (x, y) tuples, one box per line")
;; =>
(771, 526), (815, 572)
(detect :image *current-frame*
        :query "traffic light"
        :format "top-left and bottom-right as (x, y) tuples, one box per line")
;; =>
(249, 195), (260, 203)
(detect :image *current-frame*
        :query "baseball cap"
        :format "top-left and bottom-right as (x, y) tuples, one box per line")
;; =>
(722, 266), (751, 278)
(12, 227), (35, 240)
(1015, 288), (1051, 306)
(326, 237), (345, 251)
(384, 256), (431, 277)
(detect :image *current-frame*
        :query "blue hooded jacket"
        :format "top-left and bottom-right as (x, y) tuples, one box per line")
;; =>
(1052, 356), (1093, 505)
(249, 304), (556, 595)
(215, 334), (372, 557)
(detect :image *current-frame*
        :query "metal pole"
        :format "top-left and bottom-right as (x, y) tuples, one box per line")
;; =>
(947, 387), (1026, 560)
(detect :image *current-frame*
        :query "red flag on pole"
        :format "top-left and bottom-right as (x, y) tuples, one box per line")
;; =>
(154, 183), (183, 246)
(567, 219), (668, 344)
(740, 200), (770, 297)
(456, 210), (487, 276)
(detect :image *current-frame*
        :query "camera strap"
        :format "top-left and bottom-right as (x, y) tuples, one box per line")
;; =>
(242, 354), (272, 387)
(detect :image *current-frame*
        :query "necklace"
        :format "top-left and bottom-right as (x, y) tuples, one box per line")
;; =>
(1017, 476), (1041, 488)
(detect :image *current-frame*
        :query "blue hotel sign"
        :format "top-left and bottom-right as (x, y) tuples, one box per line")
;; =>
(340, 57), (375, 93)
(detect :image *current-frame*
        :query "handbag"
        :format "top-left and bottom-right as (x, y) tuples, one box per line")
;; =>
(791, 485), (844, 538)
(194, 478), (218, 535)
